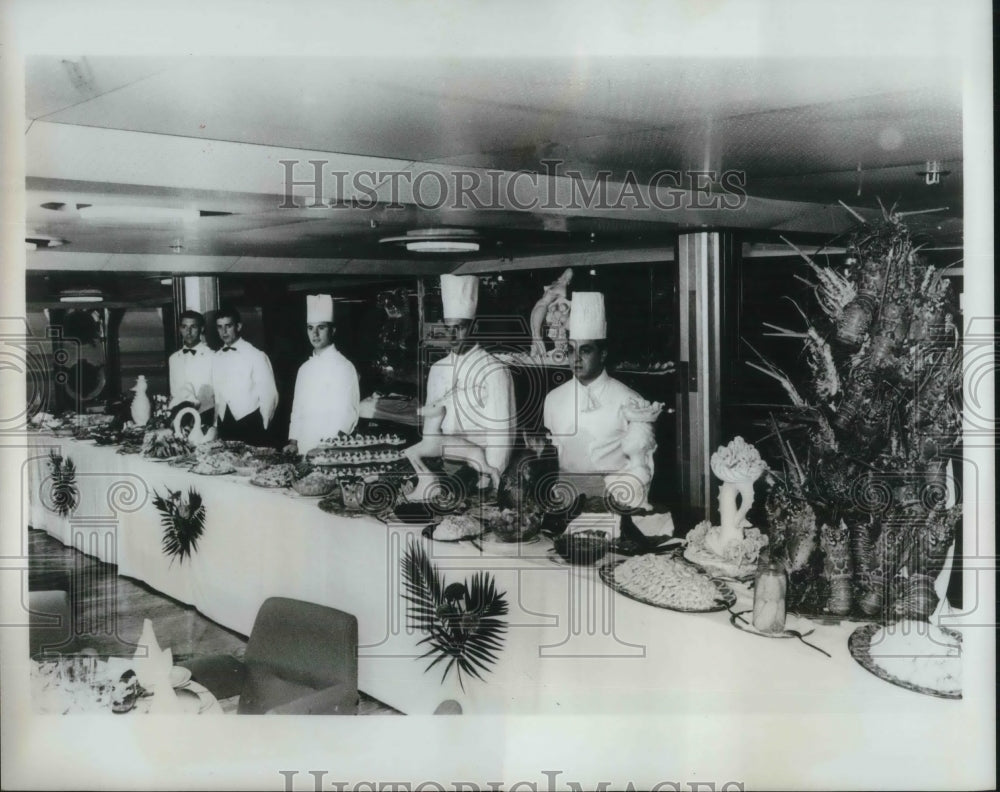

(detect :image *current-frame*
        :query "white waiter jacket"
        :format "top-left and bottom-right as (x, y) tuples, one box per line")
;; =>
(543, 370), (645, 475)
(168, 342), (215, 411)
(424, 345), (515, 472)
(288, 344), (360, 453)
(211, 337), (279, 428)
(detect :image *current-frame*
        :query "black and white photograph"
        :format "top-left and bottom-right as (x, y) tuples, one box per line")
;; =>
(0, 1), (994, 790)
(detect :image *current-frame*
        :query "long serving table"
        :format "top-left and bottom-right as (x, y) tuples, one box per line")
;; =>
(24, 435), (970, 721)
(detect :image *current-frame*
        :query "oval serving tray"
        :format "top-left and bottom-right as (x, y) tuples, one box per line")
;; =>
(599, 558), (737, 613)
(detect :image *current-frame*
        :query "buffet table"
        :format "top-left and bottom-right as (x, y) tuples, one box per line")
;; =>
(25, 435), (968, 718)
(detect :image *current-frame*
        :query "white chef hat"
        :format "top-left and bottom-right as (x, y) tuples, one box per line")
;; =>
(306, 294), (334, 323)
(440, 275), (479, 320)
(568, 292), (607, 340)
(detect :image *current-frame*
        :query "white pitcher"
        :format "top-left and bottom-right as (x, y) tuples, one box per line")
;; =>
(130, 376), (151, 427)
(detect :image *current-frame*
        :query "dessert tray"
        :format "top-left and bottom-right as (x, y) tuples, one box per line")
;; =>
(848, 622), (961, 699)
(600, 555), (736, 612)
(308, 448), (407, 466)
(316, 433), (406, 448)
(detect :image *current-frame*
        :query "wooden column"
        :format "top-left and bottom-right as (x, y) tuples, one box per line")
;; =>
(676, 231), (737, 518)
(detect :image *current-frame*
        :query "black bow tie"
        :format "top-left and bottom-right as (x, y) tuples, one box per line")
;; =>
(182, 348), (197, 355)
(222, 346), (236, 352)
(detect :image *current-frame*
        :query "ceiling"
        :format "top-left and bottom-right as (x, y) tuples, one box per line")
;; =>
(24, 55), (964, 278)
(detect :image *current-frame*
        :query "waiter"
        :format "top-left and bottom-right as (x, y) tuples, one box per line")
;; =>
(168, 310), (214, 425)
(284, 294), (360, 455)
(543, 292), (657, 506)
(211, 306), (278, 445)
(420, 274), (515, 483)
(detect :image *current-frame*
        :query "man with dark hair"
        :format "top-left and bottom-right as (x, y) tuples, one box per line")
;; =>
(168, 309), (215, 424)
(283, 294), (360, 456)
(414, 275), (515, 487)
(211, 306), (278, 445)
(543, 292), (661, 514)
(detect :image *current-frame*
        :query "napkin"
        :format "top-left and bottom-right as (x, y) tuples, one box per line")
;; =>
(148, 648), (182, 713)
(132, 618), (164, 688)
(633, 512), (675, 538)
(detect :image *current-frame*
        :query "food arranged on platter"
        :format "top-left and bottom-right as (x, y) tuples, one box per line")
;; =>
(850, 622), (961, 699)
(141, 429), (193, 460)
(190, 454), (238, 476)
(291, 470), (339, 497)
(317, 433), (406, 448)
(250, 463), (298, 488)
(683, 521), (768, 581)
(308, 447), (406, 466)
(602, 554), (736, 612)
(479, 505), (541, 542)
(425, 513), (483, 542)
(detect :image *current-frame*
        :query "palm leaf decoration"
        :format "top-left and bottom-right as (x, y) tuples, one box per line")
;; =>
(47, 450), (78, 517)
(152, 486), (206, 564)
(401, 543), (508, 690)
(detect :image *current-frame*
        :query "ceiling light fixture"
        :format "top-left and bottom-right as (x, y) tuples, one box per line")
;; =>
(59, 288), (103, 303)
(379, 228), (480, 253)
(26, 235), (68, 249)
(915, 160), (951, 186)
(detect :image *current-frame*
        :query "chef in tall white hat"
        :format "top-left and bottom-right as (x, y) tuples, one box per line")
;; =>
(543, 291), (662, 511)
(284, 294), (360, 456)
(410, 275), (516, 487)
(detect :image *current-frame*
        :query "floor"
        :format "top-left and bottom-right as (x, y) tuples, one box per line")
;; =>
(27, 528), (403, 715)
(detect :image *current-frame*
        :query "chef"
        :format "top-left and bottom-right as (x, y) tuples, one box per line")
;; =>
(168, 310), (215, 424)
(542, 292), (658, 507)
(412, 275), (515, 487)
(211, 306), (279, 445)
(284, 294), (360, 456)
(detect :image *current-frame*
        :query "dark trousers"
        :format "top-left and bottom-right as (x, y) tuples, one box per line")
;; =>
(218, 408), (268, 446)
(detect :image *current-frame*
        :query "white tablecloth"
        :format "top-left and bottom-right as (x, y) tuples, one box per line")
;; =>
(25, 435), (972, 721)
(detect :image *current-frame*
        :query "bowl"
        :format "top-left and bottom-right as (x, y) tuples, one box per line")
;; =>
(553, 531), (612, 565)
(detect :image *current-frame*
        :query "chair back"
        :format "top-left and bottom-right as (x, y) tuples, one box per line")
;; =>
(244, 597), (358, 692)
(29, 590), (74, 657)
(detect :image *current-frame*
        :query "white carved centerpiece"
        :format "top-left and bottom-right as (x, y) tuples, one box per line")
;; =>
(172, 406), (217, 446)
(604, 398), (664, 511)
(529, 268), (573, 364)
(684, 436), (769, 579)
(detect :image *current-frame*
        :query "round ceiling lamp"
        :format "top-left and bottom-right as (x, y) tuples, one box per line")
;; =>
(379, 228), (480, 253)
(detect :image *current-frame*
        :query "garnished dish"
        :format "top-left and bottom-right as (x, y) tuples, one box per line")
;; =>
(316, 432), (406, 448)
(249, 463), (298, 488)
(480, 505), (541, 543)
(423, 513), (483, 542)
(683, 521), (768, 581)
(190, 455), (237, 476)
(291, 470), (338, 497)
(308, 447), (406, 466)
(849, 621), (961, 699)
(601, 554), (737, 612)
(140, 429), (193, 460)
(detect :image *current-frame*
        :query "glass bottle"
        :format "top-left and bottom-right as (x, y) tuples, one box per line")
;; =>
(752, 552), (787, 633)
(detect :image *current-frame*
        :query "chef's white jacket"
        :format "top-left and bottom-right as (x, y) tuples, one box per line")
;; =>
(211, 337), (279, 428)
(288, 344), (360, 453)
(424, 345), (515, 472)
(543, 370), (645, 476)
(168, 342), (215, 411)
